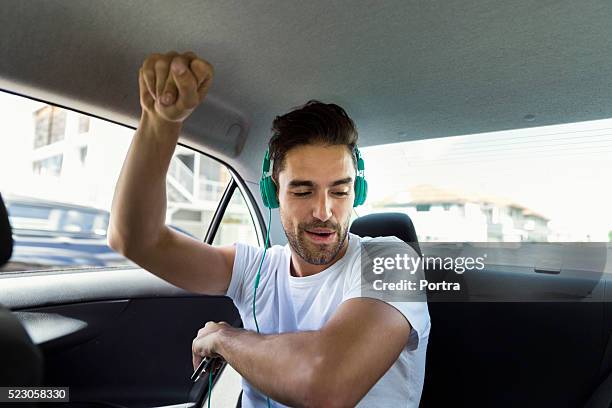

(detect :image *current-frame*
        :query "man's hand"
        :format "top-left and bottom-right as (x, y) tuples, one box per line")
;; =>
(139, 51), (214, 124)
(192, 321), (233, 370)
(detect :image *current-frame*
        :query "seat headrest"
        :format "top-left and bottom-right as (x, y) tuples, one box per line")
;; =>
(0, 192), (13, 268)
(350, 212), (421, 255)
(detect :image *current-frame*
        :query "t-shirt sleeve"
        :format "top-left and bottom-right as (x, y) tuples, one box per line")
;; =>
(225, 242), (264, 307)
(341, 237), (431, 351)
(384, 300), (430, 351)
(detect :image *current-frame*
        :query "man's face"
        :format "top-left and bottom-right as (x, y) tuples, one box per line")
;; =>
(277, 143), (355, 265)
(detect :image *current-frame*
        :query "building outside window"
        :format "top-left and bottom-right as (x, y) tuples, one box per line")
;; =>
(34, 106), (66, 148)
(32, 154), (63, 177)
(78, 116), (90, 134)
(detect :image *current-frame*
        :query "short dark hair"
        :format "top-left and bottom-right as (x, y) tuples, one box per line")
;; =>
(268, 100), (359, 184)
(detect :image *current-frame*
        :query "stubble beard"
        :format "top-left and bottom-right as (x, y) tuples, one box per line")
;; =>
(282, 215), (350, 265)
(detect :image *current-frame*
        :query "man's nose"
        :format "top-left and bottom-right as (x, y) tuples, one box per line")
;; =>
(312, 192), (332, 221)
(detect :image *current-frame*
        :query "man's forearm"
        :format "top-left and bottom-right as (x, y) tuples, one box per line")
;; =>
(215, 327), (324, 407)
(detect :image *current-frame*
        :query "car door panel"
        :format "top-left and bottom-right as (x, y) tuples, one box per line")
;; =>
(1, 269), (241, 408)
(420, 241), (611, 407)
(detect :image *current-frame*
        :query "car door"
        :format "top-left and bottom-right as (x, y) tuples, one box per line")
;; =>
(0, 94), (262, 408)
(419, 242), (610, 407)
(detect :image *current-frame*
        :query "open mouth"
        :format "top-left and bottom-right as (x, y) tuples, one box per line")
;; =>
(304, 230), (337, 243)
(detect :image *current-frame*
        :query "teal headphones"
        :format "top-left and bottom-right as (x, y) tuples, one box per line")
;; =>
(259, 145), (368, 208)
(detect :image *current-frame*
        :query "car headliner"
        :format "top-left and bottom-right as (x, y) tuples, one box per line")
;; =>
(1, 1), (611, 202)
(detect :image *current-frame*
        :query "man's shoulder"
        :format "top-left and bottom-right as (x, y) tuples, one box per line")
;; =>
(351, 233), (420, 260)
(343, 233), (405, 267)
(233, 241), (287, 253)
(232, 241), (287, 264)
(225, 241), (288, 302)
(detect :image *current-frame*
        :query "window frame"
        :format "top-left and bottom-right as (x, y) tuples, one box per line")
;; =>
(201, 165), (265, 248)
(227, 167), (267, 248)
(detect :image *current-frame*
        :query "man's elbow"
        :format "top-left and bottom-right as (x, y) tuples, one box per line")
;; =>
(303, 392), (352, 408)
(107, 223), (157, 258)
(301, 359), (357, 408)
(107, 229), (123, 254)
(107, 224), (131, 256)
(302, 385), (355, 408)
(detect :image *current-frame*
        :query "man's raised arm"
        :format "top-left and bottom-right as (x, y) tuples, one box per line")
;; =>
(107, 51), (235, 296)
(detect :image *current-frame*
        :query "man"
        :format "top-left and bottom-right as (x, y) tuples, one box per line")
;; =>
(108, 51), (430, 407)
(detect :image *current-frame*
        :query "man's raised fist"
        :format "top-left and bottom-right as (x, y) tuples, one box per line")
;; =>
(138, 51), (214, 123)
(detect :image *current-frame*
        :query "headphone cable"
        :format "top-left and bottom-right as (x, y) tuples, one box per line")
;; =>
(207, 207), (272, 408)
(252, 206), (272, 407)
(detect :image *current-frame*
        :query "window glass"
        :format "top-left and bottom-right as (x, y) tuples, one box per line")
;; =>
(0, 91), (240, 272)
(167, 145), (232, 240)
(360, 119), (612, 242)
(213, 188), (259, 247)
(34, 106), (66, 147)
(32, 154), (63, 176)
(78, 116), (90, 134)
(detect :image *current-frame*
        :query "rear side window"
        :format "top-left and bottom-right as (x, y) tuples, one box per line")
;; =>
(213, 187), (259, 247)
(0, 91), (251, 272)
(361, 119), (612, 242)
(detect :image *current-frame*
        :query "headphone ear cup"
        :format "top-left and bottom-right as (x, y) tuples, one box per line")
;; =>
(353, 176), (362, 207)
(361, 178), (368, 204)
(260, 177), (270, 208)
(353, 176), (368, 207)
(260, 176), (279, 209)
(268, 178), (279, 209)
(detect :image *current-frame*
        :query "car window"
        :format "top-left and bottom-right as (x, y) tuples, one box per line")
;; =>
(167, 146), (232, 240)
(212, 187), (259, 247)
(0, 91), (243, 272)
(360, 119), (612, 242)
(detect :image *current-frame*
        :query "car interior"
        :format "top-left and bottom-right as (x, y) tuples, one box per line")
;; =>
(1, 1), (612, 407)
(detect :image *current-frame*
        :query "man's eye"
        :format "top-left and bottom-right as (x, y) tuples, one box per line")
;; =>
(333, 191), (349, 196)
(293, 192), (311, 197)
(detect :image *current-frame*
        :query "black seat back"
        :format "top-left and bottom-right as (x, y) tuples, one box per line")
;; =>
(0, 304), (44, 386)
(0, 192), (12, 268)
(0, 192), (43, 386)
(349, 212), (421, 255)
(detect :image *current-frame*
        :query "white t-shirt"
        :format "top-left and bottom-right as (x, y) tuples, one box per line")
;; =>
(225, 232), (431, 407)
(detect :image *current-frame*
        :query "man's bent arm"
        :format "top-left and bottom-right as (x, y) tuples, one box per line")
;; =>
(216, 329), (323, 407)
(214, 297), (411, 408)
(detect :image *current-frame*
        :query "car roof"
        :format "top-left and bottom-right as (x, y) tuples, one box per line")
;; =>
(1, 1), (611, 184)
